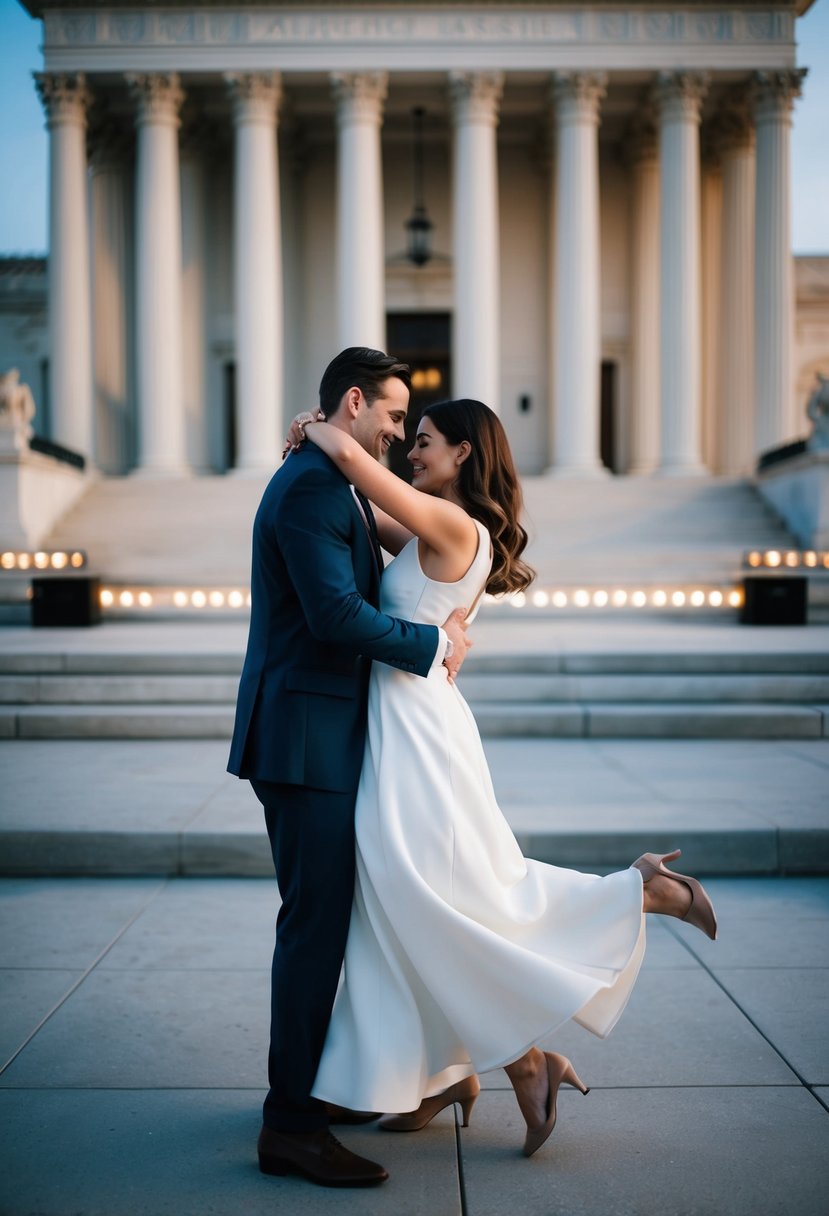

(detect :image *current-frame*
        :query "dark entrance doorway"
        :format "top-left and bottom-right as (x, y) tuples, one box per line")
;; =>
(386, 312), (451, 481)
(600, 359), (616, 473)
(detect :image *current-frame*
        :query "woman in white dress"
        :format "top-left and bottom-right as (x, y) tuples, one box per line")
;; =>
(294, 398), (717, 1158)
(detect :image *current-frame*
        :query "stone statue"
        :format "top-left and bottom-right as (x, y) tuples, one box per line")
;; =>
(806, 373), (829, 452)
(0, 368), (36, 455)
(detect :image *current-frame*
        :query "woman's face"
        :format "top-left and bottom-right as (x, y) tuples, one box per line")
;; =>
(407, 416), (464, 497)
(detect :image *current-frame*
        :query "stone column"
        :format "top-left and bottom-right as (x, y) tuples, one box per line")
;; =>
(752, 69), (806, 455)
(225, 73), (283, 473)
(449, 71), (503, 406)
(653, 72), (709, 475)
(715, 99), (756, 474)
(699, 145), (722, 472)
(626, 118), (660, 474)
(88, 122), (134, 473)
(548, 71), (607, 476)
(179, 122), (211, 473)
(34, 73), (93, 457)
(331, 72), (388, 352)
(127, 73), (188, 476)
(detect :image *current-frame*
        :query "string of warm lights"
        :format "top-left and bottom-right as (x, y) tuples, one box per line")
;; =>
(86, 584), (745, 613)
(744, 549), (829, 569)
(491, 586), (745, 610)
(1, 550), (87, 571)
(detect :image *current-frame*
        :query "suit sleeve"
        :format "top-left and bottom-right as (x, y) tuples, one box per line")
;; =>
(277, 468), (440, 678)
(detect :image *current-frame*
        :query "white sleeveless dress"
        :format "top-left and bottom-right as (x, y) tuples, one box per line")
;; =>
(312, 520), (645, 1113)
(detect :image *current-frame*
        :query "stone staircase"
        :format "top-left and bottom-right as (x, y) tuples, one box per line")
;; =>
(40, 472), (796, 587)
(2, 644), (827, 740)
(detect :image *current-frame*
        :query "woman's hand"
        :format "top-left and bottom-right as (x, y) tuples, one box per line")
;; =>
(282, 409), (326, 459)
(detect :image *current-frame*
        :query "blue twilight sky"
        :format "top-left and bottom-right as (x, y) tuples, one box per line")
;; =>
(1, 0), (827, 254)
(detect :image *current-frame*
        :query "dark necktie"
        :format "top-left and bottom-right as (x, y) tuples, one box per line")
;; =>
(354, 488), (384, 574)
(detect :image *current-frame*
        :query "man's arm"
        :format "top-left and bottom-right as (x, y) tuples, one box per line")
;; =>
(278, 469), (451, 678)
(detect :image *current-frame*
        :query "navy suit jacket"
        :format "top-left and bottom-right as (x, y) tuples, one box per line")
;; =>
(227, 443), (439, 793)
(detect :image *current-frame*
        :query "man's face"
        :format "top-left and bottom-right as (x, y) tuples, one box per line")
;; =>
(350, 376), (409, 461)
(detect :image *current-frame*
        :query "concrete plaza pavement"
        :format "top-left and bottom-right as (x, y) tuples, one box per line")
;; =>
(2, 614), (828, 1211)
(1, 874), (828, 1216)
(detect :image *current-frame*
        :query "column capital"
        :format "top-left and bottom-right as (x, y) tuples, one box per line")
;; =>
(551, 72), (607, 124)
(653, 71), (709, 124)
(330, 72), (388, 126)
(751, 69), (807, 125)
(126, 73), (185, 128)
(449, 71), (504, 126)
(224, 72), (282, 125)
(34, 72), (91, 127)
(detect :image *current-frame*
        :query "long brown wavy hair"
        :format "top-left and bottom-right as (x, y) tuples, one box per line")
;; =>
(421, 399), (534, 595)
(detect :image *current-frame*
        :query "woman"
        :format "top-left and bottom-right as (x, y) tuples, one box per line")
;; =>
(291, 398), (716, 1157)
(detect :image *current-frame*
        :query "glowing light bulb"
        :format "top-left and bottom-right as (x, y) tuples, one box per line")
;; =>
(652, 590), (668, 607)
(747, 551), (762, 568)
(100, 589), (114, 607)
(511, 592), (527, 608)
(17, 553), (31, 570)
(632, 591), (647, 607)
(784, 551), (799, 568)
(708, 590), (723, 607)
(0, 552), (15, 570)
(70, 552), (84, 568)
(191, 591), (207, 608)
(804, 551), (817, 568)
(34, 551), (49, 569)
(574, 589), (590, 608)
(50, 552), (68, 569)
(173, 591), (188, 608)
(612, 590), (628, 607)
(552, 591), (568, 608)
(593, 590), (609, 607)
(119, 590), (134, 607)
(532, 590), (550, 608)
(228, 590), (244, 609)
(690, 590), (706, 607)
(246, 593), (252, 607)
(209, 591), (225, 608)
(728, 589), (743, 608)
(138, 591), (153, 608)
(765, 550), (781, 568)
(671, 591), (686, 607)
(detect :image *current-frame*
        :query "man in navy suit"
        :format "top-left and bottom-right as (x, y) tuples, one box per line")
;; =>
(228, 347), (470, 1187)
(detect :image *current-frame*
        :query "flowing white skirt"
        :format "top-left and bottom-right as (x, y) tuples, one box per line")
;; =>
(313, 661), (645, 1113)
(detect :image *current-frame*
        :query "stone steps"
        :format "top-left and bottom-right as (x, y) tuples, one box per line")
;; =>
(3, 700), (827, 740)
(40, 474), (798, 585)
(2, 643), (827, 738)
(2, 671), (829, 705)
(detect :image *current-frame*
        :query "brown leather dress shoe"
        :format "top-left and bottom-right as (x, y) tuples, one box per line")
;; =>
(324, 1103), (381, 1125)
(257, 1125), (389, 1188)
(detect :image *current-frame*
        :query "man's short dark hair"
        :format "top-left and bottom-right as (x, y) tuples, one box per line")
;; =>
(319, 347), (411, 417)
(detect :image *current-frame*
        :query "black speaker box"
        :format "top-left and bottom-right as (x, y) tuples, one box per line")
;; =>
(31, 577), (102, 627)
(740, 576), (807, 626)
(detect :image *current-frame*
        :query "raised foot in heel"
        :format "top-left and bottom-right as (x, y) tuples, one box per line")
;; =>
(633, 848), (718, 941)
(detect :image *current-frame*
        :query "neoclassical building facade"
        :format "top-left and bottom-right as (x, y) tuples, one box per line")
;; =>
(19, 1), (816, 478)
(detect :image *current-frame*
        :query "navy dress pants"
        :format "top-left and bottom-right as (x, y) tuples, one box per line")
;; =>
(251, 779), (357, 1132)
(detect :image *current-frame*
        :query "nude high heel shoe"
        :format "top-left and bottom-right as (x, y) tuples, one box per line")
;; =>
(632, 848), (718, 941)
(378, 1075), (480, 1132)
(522, 1052), (589, 1159)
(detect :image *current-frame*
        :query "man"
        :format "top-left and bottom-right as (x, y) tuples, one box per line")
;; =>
(227, 347), (471, 1187)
